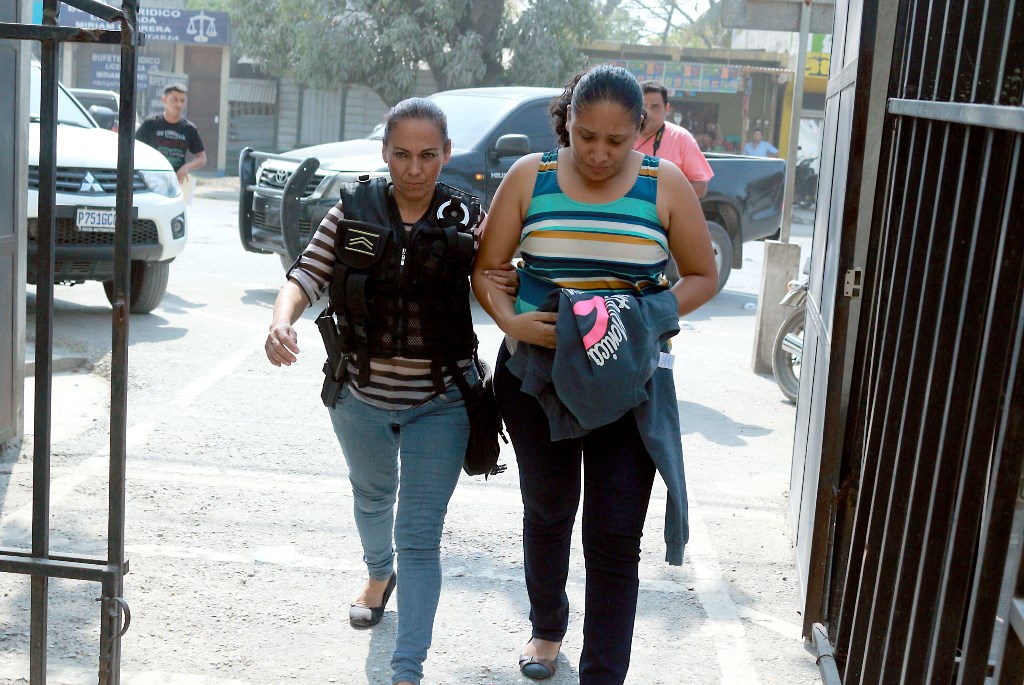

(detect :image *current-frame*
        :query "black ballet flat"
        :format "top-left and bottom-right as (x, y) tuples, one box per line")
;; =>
(348, 572), (397, 628)
(518, 638), (559, 680)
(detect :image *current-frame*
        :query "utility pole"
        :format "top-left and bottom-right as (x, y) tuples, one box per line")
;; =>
(780, 0), (813, 243)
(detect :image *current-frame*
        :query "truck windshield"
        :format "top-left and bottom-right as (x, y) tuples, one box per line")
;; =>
(367, 94), (519, 150)
(29, 64), (96, 128)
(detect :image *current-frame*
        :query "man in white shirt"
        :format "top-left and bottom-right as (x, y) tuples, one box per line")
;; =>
(742, 129), (779, 157)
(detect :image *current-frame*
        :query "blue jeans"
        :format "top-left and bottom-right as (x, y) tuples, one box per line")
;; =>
(328, 382), (469, 685)
(495, 342), (656, 685)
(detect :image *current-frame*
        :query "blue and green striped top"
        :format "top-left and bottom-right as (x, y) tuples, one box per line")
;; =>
(515, 150), (671, 313)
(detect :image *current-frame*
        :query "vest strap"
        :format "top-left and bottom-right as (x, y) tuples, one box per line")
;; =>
(430, 359), (446, 395)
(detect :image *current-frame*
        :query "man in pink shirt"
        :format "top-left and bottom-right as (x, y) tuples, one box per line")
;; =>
(633, 80), (714, 198)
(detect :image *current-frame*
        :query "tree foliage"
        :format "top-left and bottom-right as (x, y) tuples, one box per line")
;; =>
(502, 0), (603, 87)
(601, 0), (726, 49)
(232, 0), (602, 105)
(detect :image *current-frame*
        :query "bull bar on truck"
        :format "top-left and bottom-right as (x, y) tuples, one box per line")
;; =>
(238, 146), (321, 262)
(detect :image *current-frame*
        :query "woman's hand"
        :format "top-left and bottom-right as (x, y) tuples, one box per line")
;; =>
(471, 154), (544, 335)
(507, 311), (558, 348)
(482, 261), (520, 296)
(267, 280), (310, 366)
(265, 322), (300, 366)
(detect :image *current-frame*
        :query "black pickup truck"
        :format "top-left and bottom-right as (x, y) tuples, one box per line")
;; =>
(239, 86), (785, 291)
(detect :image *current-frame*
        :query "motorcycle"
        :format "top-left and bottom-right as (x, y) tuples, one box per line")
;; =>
(794, 156), (819, 209)
(772, 275), (808, 403)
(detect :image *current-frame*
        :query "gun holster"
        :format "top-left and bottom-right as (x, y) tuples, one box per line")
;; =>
(316, 308), (348, 408)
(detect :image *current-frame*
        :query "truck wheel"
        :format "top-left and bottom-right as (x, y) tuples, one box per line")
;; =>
(707, 221), (732, 292)
(279, 254), (296, 272)
(102, 260), (170, 314)
(662, 220), (732, 292)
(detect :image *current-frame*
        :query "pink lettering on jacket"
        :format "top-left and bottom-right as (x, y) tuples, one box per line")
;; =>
(573, 296), (610, 349)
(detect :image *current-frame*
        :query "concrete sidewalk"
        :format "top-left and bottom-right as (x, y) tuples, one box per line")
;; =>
(18, 342), (109, 456)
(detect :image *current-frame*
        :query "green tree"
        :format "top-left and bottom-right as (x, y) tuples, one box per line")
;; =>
(600, 0), (725, 48)
(231, 0), (602, 106)
(502, 0), (603, 86)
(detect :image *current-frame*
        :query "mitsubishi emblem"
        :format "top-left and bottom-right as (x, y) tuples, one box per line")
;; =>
(80, 172), (104, 193)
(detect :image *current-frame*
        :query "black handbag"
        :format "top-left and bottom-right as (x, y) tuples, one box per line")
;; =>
(452, 354), (508, 478)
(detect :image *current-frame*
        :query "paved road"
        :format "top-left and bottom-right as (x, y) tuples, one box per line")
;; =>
(1, 188), (819, 684)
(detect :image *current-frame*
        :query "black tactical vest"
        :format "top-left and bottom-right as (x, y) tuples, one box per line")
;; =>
(324, 176), (480, 389)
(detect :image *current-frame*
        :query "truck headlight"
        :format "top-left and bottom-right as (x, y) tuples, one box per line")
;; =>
(139, 170), (182, 198)
(319, 171), (348, 199)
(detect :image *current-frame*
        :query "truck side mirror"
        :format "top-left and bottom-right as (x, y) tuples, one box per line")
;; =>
(493, 134), (530, 159)
(89, 105), (117, 130)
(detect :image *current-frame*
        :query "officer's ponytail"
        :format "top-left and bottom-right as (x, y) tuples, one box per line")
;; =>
(383, 98), (449, 144)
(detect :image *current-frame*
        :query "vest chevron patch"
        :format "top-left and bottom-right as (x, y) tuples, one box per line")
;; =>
(345, 229), (379, 256)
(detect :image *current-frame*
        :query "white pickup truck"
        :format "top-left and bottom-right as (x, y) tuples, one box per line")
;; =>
(28, 62), (187, 314)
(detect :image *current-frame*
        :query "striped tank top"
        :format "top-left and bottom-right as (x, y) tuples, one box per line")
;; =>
(515, 150), (671, 313)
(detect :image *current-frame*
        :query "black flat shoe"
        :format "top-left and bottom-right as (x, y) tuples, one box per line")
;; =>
(518, 638), (559, 680)
(349, 572), (396, 628)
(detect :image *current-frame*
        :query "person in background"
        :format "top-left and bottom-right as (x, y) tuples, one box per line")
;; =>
(472, 65), (718, 684)
(633, 80), (713, 198)
(742, 128), (779, 157)
(136, 83), (206, 186)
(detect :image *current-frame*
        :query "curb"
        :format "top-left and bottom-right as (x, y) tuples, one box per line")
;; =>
(24, 355), (91, 377)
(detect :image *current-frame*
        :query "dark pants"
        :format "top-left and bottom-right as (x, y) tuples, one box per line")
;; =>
(495, 343), (657, 685)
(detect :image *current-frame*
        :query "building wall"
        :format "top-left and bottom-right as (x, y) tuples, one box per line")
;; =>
(40, 0), (234, 172)
(730, 29), (798, 55)
(276, 68), (441, 152)
(276, 78), (300, 152)
(729, 29), (832, 159)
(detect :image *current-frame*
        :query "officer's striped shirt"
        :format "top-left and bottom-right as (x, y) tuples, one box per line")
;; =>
(288, 199), (473, 410)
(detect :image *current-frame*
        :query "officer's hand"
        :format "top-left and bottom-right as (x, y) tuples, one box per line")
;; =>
(509, 312), (557, 349)
(483, 262), (520, 296)
(266, 323), (300, 366)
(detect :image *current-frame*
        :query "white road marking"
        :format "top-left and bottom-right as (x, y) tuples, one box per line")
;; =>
(122, 420), (156, 451)
(0, 424), (158, 531)
(686, 496), (763, 685)
(0, 661), (252, 685)
(734, 604), (805, 641)
(0, 469), (90, 530)
(1, 336), (255, 536)
(188, 307), (269, 333)
(171, 345), (259, 408)
(23, 372), (108, 445)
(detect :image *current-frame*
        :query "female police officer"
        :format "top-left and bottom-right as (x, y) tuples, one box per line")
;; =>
(264, 97), (512, 685)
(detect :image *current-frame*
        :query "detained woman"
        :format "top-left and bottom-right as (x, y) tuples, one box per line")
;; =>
(471, 65), (718, 684)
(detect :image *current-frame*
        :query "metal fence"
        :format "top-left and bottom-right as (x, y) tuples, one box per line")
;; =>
(817, 0), (1024, 682)
(0, 0), (139, 682)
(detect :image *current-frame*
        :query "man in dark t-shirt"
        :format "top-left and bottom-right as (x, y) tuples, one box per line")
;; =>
(136, 83), (206, 185)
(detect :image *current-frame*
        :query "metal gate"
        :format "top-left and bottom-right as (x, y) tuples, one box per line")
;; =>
(0, 1), (139, 682)
(0, 2), (27, 465)
(795, 0), (1024, 682)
